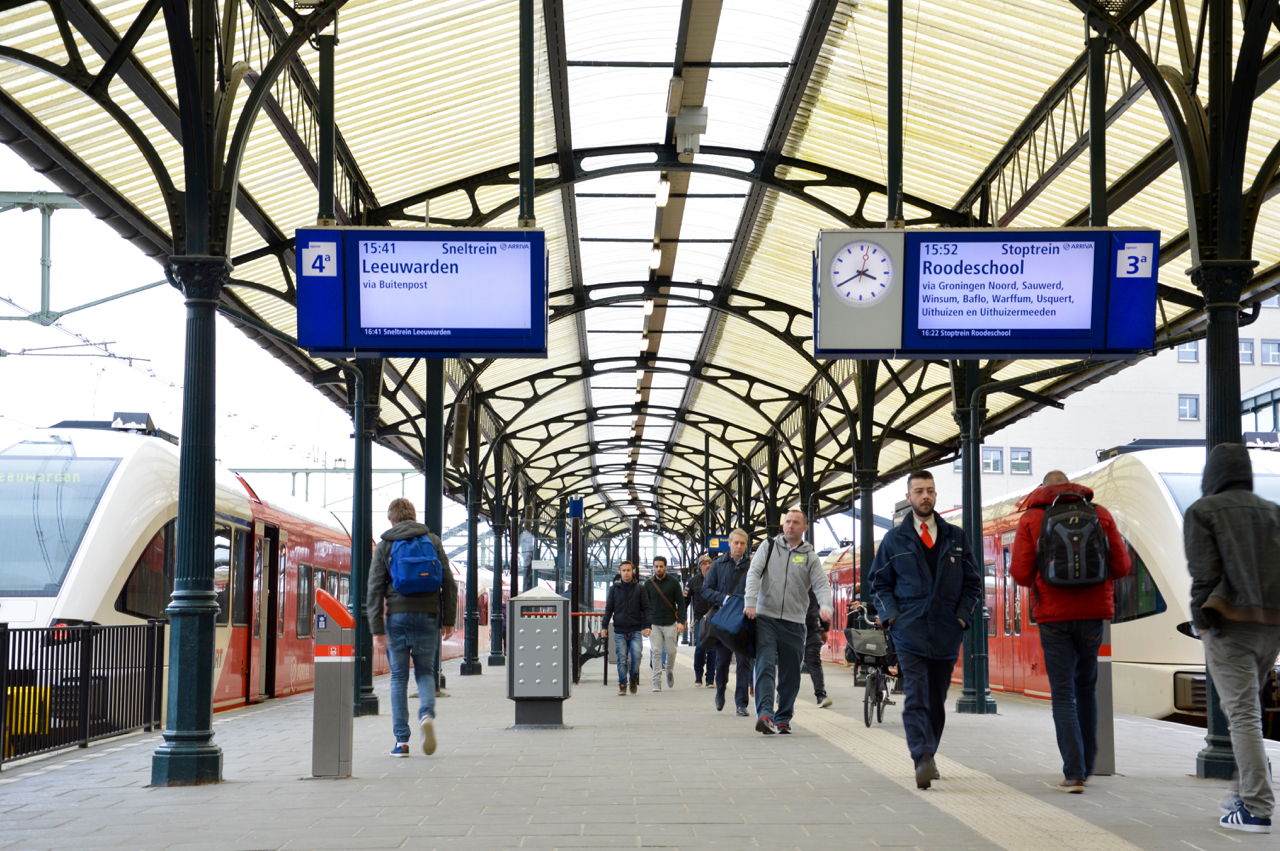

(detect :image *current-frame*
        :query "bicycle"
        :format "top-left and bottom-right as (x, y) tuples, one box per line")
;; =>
(844, 613), (898, 728)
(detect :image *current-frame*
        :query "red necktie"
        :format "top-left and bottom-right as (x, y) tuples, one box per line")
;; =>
(921, 523), (934, 549)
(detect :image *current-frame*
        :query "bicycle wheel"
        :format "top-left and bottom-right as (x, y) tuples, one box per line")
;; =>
(863, 670), (878, 727)
(876, 672), (886, 723)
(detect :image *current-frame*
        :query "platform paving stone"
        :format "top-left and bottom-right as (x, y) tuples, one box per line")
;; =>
(2, 650), (1278, 850)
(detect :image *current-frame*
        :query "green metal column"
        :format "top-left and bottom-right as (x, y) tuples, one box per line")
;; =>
(703, 433), (711, 543)
(518, 0), (535, 227)
(488, 444), (506, 666)
(856, 360), (878, 608)
(352, 359), (379, 715)
(555, 499), (567, 591)
(424, 361), (445, 691)
(766, 440), (779, 539)
(886, 0), (903, 224)
(317, 28), (336, 226)
(510, 479), (521, 597)
(461, 398), (482, 676)
(956, 360), (996, 714)
(801, 393), (815, 544)
(151, 257), (229, 786)
(151, 0), (225, 786)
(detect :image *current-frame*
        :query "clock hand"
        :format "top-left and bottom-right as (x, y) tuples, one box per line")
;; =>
(834, 273), (865, 286)
(862, 271), (877, 280)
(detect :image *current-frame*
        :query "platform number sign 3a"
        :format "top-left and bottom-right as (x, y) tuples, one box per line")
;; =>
(1115, 243), (1152, 278)
(302, 241), (337, 277)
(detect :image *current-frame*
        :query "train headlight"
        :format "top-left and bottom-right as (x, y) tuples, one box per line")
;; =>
(1173, 672), (1206, 712)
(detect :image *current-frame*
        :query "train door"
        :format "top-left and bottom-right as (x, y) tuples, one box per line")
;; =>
(275, 530), (289, 694)
(1002, 534), (1020, 694)
(248, 523), (280, 702)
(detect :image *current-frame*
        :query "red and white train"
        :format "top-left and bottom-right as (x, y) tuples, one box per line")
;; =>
(0, 421), (487, 711)
(820, 446), (1280, 720)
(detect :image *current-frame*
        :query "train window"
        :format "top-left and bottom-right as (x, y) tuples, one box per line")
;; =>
(1003, 569), (1012, 636)
(297, 565), (313, 638)
(339, 574), (350, 605)
(232, 530), (251, 626)
(115, 520), (175, 620)
(0, 455), (120, 597)
(1113, 541), (1168, 624)
(984, 562), (996, 638)
(314, 568), (327, 601)
(253, 537), (263, 639)
(213, 525), (231, 626)
(1164, 473), (1280, 516)
(1013, 586), (1022, 635)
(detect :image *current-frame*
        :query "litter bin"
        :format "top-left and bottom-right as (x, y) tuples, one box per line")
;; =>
(507, 586), (570, 726)
(312, 589), (354, 777)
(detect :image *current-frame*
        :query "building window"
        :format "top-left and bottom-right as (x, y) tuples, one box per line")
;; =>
(1179, 394), (1200, 421)
(981, 447), (1003, 473)
(1264, 296), (1280, 308)
(953, 457), (963, 473)
(1177, 341), (1199, 363)
(1010, 448), (1032, 475)
(1241, 339), (1255, 365)
(1265, 341), (1280, 365)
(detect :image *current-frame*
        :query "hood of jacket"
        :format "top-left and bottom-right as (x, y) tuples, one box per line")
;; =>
(1024, 482), (1094, 509)
(1202, 443), (1253, 496)
(381, 520), (433, 541)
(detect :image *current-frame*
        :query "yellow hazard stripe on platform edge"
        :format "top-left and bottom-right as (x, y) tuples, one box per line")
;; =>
(792, 699), (1143, 851)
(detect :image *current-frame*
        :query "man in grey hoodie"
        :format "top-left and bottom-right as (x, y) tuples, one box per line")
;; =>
(1185, 443), (1280, 834)
(367, 498), (458, 758)
(744, 510), (832, 734)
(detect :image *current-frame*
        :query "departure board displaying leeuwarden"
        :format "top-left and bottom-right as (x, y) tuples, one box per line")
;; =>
(294, 227), (548, 358)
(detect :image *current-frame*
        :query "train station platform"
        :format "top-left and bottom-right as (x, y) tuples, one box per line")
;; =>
(0, 651), (1269, 851)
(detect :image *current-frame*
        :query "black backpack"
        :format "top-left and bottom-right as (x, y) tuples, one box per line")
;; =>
(1036, 495), (1109, 589)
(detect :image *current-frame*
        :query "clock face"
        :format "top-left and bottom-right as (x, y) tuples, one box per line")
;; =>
(829, 240), (895, 307)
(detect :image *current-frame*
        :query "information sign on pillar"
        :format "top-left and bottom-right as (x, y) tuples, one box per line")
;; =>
(568, 498), (583, 518)
(295, 227), (549, 358)
(813, 228), (1159, 358)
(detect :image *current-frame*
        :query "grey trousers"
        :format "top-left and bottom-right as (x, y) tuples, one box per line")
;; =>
(650, 624), (679, 687)
(1203, 620), (1280, 817)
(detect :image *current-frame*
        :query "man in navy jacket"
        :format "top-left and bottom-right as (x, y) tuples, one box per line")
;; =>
(870, 470), (981, 789)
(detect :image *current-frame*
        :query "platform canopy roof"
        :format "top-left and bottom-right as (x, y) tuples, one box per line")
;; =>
(2, 0), (1278, 544)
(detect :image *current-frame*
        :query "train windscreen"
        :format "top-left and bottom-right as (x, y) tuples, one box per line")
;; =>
(1161, 473), (1280, 516)
(0, 455), (120, 596)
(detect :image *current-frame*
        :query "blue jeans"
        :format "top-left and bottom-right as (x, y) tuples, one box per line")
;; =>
(754, 615), (806, 724)
(386, 611), (439, 743)
(1038, 619), (1103, 780)
(615, 631), (643, 684)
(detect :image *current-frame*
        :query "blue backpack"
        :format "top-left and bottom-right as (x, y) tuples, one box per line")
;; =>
(389, 534), (443, 595)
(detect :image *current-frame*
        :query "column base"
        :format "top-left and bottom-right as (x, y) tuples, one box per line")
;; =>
(356, 691), (380, 716)
(151, 742), (223, 786)
(1197, 745), (1237, 779)
(513, 699), (564, 727)
(460, 661), (483, 676)
(486, 653), (507, 666)
(955, 694), (998, 714)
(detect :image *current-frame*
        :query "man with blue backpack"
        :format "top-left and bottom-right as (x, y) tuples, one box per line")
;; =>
(367, 497), (457, 758)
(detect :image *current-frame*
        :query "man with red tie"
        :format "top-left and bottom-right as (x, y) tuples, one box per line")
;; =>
(869, 470), (982, 790)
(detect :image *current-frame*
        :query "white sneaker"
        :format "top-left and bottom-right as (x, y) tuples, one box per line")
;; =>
(652, 685), (661, 692)
(420, 716), (437, 756)
(819, 695), (833, 709)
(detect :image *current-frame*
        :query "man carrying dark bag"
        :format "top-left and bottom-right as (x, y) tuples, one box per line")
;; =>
(1010, 470), (1130, 793)
(703, 529), (753, 715)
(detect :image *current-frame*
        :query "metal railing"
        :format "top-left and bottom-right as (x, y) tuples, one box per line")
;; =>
(1, 620), (166, 768)
(571, 612), (606, 686)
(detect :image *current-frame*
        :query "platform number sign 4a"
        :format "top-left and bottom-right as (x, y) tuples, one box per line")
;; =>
(302, 241), (337, 277)
(1115, 243), (1152, 278)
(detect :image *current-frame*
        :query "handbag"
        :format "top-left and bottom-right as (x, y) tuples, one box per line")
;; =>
(697, 608), (720, 649)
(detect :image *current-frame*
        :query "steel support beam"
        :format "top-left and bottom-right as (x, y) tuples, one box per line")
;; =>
(461, 399), (482, 676)
(955, 360), (996, 715)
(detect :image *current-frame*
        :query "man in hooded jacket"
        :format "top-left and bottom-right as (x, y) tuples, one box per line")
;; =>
(1010, 470), (1130, 793)
(1185, 443), (1280, 833)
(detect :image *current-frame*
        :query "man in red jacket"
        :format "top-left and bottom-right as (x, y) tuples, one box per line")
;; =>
(1010, 470), (1131, 792)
